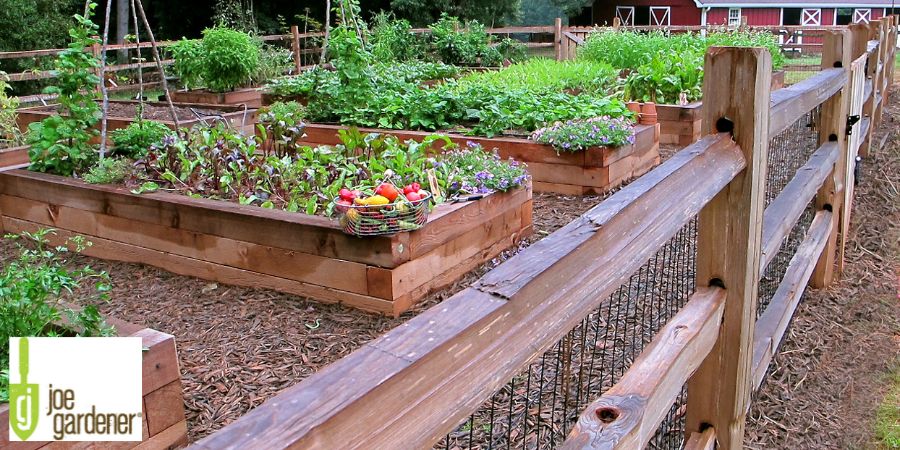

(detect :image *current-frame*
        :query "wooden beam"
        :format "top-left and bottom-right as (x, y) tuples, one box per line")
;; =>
(685, 428), (717, 450)
(752, 210), (833, 390)
(811, 30), (852, 288)
(189, 134), (746, 450)
(561, 287), (726, 450)
(685, 46), (771, 450)
(759, 141), (839, 277)
(769, 68), (847, 137)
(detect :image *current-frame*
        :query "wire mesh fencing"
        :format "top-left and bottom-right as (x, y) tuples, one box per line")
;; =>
(437, 218), (698, 450)
(758, 105), (822, 317)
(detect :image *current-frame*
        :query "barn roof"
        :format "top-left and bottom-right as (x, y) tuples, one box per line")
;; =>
(694, 0), (897, 6)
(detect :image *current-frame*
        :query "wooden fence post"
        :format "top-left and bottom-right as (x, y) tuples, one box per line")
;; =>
(684, 46), (771, 450)
(810, 30), (852, 287)
(290, 25), (302, 74)
(554, 18), (563, 61)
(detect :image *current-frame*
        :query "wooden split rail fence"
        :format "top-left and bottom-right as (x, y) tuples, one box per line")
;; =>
(177, 16), (896, 450)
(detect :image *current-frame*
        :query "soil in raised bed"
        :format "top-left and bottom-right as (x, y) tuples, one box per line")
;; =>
(31, 102), (239, 122)
(0, 191), (608, 442)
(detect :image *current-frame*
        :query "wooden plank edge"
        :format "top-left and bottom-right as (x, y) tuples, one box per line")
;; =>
(561, 287), (726, 450)
(751, 210), (834, 391)
(684, 428), (717, 450)
(759, 141), (839, 277)
(769, 67), (847, 136)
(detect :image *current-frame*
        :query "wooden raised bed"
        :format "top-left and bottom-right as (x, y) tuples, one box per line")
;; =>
(16, 100), (258, 135)
(0, 170), (532, 316)
(300, 123), (660, 196)
(0, 145), (29, 172)
(656, 72), (785, 147)
(0, 319), (187, 450)
(170, 87), (262, 109)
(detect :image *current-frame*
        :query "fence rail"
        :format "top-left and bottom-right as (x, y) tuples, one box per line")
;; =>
(182, 15), (897, 450)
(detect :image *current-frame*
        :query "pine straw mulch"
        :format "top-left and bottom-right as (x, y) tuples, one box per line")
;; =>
(744, 92), (900, 449)
(0, 191), (610, 442)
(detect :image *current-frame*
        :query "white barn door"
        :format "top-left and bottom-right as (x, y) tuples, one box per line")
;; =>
(650, 7), (671, 26)
(616, 6), (635, 26)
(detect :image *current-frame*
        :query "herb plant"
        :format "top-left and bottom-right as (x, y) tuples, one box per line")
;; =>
(168, 39), (205, 89)
(531, 116), (636, 152)
(26, 2), (101, 176)
(0, 229), (115, 402)
(201, 27), (261, 92)
(83, 157), (131, 184)
(110, 119), (173, 158)
(0, 72), (24, 149)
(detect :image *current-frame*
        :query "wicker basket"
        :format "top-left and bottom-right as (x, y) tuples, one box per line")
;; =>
(337, 192), (432, 237)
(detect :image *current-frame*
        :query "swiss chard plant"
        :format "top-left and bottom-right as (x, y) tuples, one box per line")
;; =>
(26, 2), (102, 176)
(0, 229), (115, 402)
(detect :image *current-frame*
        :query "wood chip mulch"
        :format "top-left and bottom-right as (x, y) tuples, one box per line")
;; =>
(744, 89), (900, 449)
(0, 190), (610, 442)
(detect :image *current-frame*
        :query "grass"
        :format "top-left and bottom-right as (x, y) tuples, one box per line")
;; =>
(875, 365), (900, 448)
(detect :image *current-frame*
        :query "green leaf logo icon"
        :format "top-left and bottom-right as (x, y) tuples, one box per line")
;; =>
(10, 338), (39, 441)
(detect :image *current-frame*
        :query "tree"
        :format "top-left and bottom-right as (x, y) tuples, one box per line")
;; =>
(388, 0), (522, 26)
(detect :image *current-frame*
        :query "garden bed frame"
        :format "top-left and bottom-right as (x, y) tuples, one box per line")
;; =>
(0, 170), (532, 316)
(0, 319), (187, 450)
(657, 72), (785, 147)
(0, 145), (29, 172)
(16, 100), (258, 135)
(170, 88), (263, 109)
(300, 123), (660, 196)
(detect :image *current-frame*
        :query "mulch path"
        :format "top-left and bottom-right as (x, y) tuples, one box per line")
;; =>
(744, 92), (900, 448)
(0, 191), (608, 442)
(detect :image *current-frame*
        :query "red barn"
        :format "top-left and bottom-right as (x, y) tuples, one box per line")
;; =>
(587, 1), (894, 27)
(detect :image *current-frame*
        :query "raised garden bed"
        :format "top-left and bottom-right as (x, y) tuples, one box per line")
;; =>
(16, 100), (258, 135)
(0, 319), (187, 450)
(170, 88), (263, 109)
(0, 170), (532, 316)
(299, 123), (660, 196)
(0, 145), (29, 172)
(656, 73), (785, 147)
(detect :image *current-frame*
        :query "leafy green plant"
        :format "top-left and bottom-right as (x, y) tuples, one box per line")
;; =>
(110, 119), (172, 158)
(26, 2), (101, 176)
(0, 228), (115, 402)
(168, 39), (205, 89)
(531, 116), (636, 152)
(131, 122), (526, 216)
(253, 43), (292, 84)
(0, 72), (24, 149)
(455, 59), (616, 95)
(83, 156), (131, 184)
(370, 12), (425, 62)
(257, 101), (306, 157)
(428, 15), (496, 67)
(201, 27), (260, 92)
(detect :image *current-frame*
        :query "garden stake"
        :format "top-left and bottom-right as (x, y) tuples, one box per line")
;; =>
(98, 0), (113, 160)
(133, 0), (180, 130)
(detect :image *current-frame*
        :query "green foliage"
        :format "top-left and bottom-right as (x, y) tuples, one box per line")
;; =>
(875, 367), (900, 448)
(531, 116), (635, 152)
(0, 72), (24, 148)
(168, 39), (205, 90)
(0, 229), (115, 402)
(371, 12), (425, 62)
(201, 27), (261, 92)
(133, 123), (526, 216)
(110, 120), (173, 159)
(389, 0), (522, 27)
(83, 156), (131, 184)
(428, 15), (508, 67)
(580, 29), (785, 103)
(253, 43), (293, 84)
(256, 101), (306, 157)
(456, 58), (615, 94)
(26, 2), (101, 176)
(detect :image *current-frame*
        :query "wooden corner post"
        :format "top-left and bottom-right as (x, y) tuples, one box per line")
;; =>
(811, 30), (852, 286)
(554, 18), (563, 61)
(290, 25), (302, 74)
(685, 46), (771, 450)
